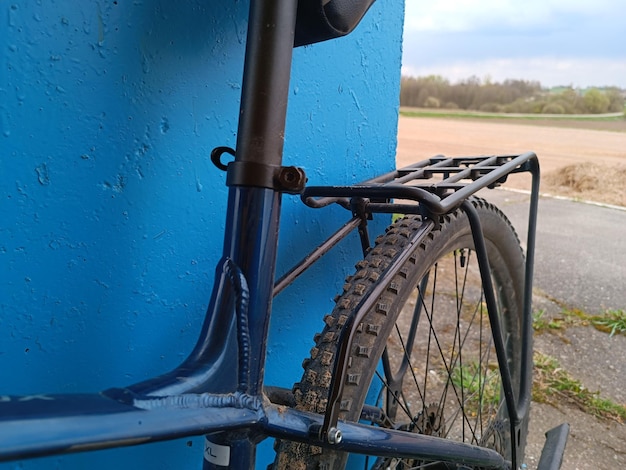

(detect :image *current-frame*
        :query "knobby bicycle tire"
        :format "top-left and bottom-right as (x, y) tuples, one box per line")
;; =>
(273, 198), (529, 470)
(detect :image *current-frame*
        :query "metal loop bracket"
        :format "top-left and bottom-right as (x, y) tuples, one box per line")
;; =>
(211, 146), (236, 171)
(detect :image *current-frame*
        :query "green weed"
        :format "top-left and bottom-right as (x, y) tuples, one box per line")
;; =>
(532, 309), (565, 332)
(533, 352), (626, 423)
(533, 308), (626, 337)
(451, 362), (501, 414)
(591, 309), (626, 337)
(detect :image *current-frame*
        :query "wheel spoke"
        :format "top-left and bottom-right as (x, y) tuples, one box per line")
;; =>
(404, 249), (502, 447)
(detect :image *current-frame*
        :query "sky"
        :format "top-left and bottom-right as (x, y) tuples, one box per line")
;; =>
(401, 0), (626, 88)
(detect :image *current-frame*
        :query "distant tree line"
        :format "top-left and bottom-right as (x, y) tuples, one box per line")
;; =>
(400, 75), (625, 114)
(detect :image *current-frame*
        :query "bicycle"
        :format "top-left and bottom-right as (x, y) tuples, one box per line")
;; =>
(0, 1), (568, 469)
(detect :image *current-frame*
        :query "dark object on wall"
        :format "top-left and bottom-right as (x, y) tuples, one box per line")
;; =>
(295, 0), (376, 46)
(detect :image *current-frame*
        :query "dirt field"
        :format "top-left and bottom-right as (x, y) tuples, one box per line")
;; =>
(397, 116), (626, 207)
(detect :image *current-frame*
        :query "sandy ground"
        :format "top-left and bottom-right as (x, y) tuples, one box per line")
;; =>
(397, 116), (626, 468)
(397, 116), (626, 207)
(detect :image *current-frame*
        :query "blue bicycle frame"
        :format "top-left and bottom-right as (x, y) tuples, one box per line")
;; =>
(0, 1), (560, 469)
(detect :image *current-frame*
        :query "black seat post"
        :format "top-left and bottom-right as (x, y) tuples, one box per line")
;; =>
(235, 0), (297, 169)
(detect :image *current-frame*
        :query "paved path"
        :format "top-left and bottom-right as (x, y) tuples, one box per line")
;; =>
(479, 189), (626, 313)
(479, 189), (626, 468)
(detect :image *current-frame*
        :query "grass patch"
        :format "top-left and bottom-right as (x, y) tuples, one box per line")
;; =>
(565, 308), (626, 337)
(532, 308), (626, 337)
(451, 362), (501, 415)
(590, 309), (626, 337)
(448, 351), (626, 422)
(533, 352), (626, 423)
(532, 309), (565, 331)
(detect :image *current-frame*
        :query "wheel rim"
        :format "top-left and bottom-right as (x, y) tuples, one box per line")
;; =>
(371, 247), (517, 469)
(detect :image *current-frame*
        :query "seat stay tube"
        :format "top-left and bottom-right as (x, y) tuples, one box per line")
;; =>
(203, 1), (298, 468)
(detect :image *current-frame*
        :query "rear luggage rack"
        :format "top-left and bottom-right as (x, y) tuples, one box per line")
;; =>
(303, 152), (538, 216)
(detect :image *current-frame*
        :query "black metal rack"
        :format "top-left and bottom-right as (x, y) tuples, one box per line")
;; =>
(303, 152), (537, 216)
(281, 151), (541, 466)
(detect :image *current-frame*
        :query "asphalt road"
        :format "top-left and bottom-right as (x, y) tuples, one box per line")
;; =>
(479, 189), (626, 468)
(479, 189), (626, 314)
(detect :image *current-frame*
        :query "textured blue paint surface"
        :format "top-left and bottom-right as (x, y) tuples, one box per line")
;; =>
(0, 1), (404, 468)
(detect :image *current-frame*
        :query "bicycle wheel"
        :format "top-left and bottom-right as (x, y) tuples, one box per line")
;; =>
(273, 198), (529, 469)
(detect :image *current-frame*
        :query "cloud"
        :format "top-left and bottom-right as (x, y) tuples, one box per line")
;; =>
(404, 0), (619, 33)
(405, 1), (550, 33)
(402, 0), (626, 87)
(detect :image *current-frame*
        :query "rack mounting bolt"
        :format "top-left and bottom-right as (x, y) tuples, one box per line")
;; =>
(275, 166), (306, 193)
(327, 427), (343, 445)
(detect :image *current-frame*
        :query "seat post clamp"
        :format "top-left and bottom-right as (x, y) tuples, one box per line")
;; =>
(211, 147), (307, 194)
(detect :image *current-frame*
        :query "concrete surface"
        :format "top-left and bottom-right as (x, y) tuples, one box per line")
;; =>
(481, 189), (626, 469)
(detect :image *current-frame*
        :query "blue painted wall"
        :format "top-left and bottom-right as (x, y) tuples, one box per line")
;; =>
(0, 1), (404, 468)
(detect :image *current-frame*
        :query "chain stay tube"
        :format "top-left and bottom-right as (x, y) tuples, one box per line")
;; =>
(0, 388), (512, 469)
(263, 404), (508, 469)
